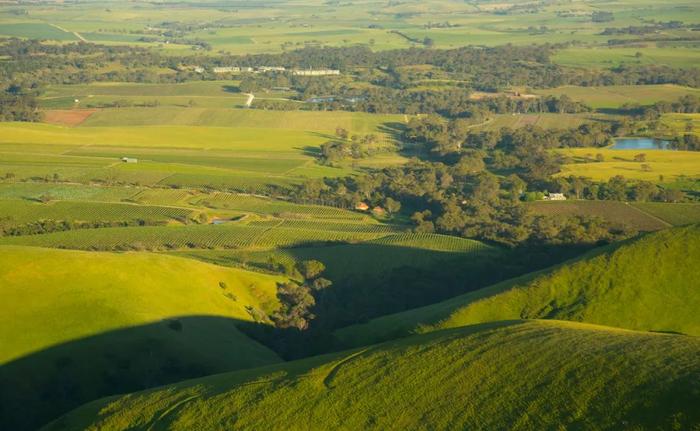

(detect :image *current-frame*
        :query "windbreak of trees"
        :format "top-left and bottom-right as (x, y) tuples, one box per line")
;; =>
(2, 39), (699, 88)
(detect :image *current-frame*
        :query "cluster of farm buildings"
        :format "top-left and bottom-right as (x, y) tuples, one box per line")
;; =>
(196, 66), (340, 76)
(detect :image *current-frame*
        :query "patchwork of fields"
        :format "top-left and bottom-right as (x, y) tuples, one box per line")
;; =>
(2, 1), (700, 429)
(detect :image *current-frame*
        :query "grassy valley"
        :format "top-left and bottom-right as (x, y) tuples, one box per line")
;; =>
(1, 0), (699, 429)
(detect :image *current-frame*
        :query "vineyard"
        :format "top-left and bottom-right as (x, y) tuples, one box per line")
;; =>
(192, 193), (367, 220)
(631, 203), (700, 226)
(0, 199), (193, 226)
(0, 219), (399, 251)
(176, 232), (498, 281)
(369, 233), (496, 253)
(527, 200), (668, 232)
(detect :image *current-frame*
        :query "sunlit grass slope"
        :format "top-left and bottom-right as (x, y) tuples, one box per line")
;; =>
(46, 320), (700, 431)
(336, 225), (700, 348)
(0, 246), (285, 430)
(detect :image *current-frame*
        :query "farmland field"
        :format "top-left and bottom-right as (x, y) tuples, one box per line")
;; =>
(2, 0), (700, 430)
(527, 200), (669, 231)
(533, 85), (700, 110)
(556, 148), (700, 182)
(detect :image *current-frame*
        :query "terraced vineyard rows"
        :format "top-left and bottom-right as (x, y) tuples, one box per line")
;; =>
(631, 203), (700, 226)
(0, 220), (398, 250)
(192, 193), (365, 220)
(0, 199), (193, 225)
(0, 183), (141, 202)
(370, 233), (496, 253)
(527, 200), (668, 232)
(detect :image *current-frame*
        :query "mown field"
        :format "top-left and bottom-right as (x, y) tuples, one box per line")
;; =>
(46, 320), (700, 431)
(0, 245), (285, 431)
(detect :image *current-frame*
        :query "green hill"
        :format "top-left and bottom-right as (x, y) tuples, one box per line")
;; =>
(335, 225), (700, 348)
(0, 246), (286, 431)
(46, 320), (700, 431)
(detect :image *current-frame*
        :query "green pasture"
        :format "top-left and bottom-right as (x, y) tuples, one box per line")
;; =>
(556, 147), (700, 182)
(533, 85), (700, 110)
(552, 46), (700, 70)
(47, 320), (700, 431)
(0, 245), (285, 431)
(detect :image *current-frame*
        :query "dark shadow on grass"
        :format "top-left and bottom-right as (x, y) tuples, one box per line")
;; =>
(0, 315), (279, 431)
(222, 85), (241, 94)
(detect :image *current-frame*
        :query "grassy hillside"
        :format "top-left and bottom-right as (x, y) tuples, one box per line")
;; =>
(336, 225), (700, 348)
(0, 246), (286, 431)
(46, 320), (700, 431)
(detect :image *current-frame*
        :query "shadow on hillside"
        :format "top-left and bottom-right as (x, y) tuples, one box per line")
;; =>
(0, 315), (277, 431)
(236, 241), (601, 359)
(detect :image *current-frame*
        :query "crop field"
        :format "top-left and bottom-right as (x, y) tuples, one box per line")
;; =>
(2, 1), (700, 430)
(533, 85), (700, 110)
(0, 23), (78, 41)
(556, 148), (700, 182)
(192, 193), (366, 220)
(631, 202), (700, 226)
(0, 183), (141, 202)
(477, 114), (598, 131)
(551, 46), (700, 70)
(176, 232), (496, 282)
(1, 0), (695, 57)
(0, 199), (193, 226)
(0, 218), (400, 251)
(39, 81), (248, 109)
(527, 200), (669, 231)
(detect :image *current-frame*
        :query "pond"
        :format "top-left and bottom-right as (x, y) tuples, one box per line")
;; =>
(611, 138), (672, 150)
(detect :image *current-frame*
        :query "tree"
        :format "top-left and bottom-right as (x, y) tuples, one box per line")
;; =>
(382, 197), (400, 215)
(273, 282), (316, 330)
(297, 260), (326, 280)
(335, 127), (349, 140)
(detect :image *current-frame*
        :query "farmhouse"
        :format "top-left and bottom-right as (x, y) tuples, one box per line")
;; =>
(212, 66), (256, 73)
(121, 157), (138, 164)
(257, 66), (286, 72)
(292, 69), (341, 76)
(546, 193), (567, 201)
(355, 202), (370, 211)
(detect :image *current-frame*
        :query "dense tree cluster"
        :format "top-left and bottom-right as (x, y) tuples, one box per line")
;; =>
(272, 260), (332, 330)
(0, 84), (41, 122)
(2, 39), (698, 88)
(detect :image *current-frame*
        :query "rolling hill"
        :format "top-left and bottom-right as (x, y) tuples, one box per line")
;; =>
(335, 225), (700, 349)
(0, 246), (286, 431)
(45, 320), (700, 431)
